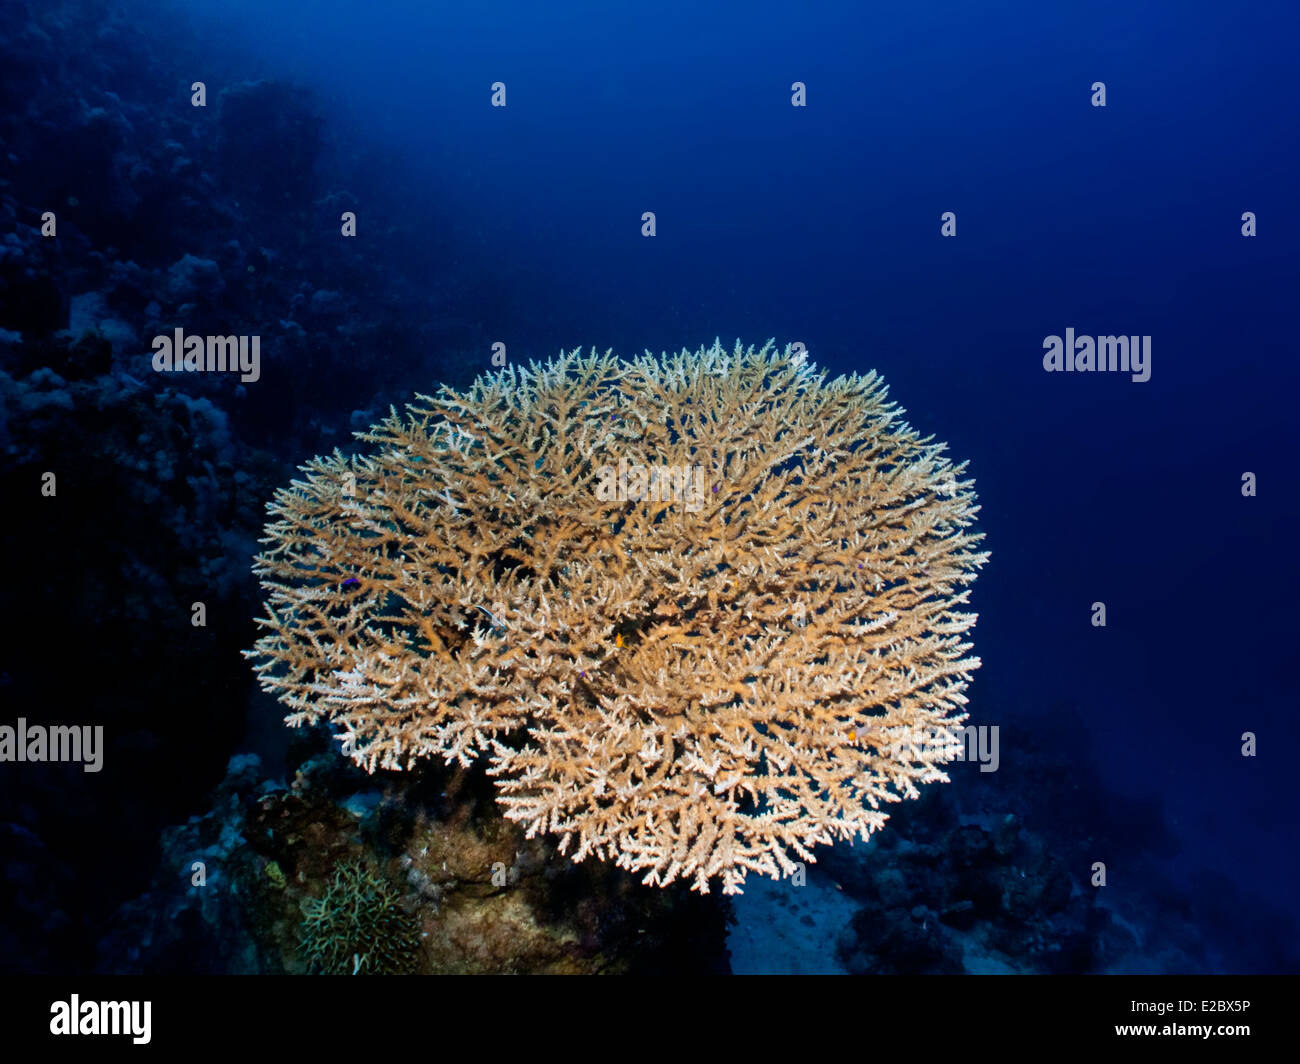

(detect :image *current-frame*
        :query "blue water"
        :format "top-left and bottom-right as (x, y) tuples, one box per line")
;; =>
(3, 0), (1296, 973)
(202, 0), (1300, 926)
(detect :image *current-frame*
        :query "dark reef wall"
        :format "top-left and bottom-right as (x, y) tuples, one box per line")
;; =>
(0, 0), (504, 972)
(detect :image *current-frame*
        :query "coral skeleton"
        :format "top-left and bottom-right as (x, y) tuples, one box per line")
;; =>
(247, 340), (989, 893)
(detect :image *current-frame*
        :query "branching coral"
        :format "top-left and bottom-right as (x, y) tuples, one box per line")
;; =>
(247, 340), (988, 893)
(299, 860), (420, 974)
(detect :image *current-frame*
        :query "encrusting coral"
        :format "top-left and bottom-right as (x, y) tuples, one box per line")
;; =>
(247, 340), (988, 893)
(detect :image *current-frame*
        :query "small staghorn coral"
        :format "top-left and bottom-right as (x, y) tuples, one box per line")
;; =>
(299, 860), (420, 974)
(247, 340), (988, 893)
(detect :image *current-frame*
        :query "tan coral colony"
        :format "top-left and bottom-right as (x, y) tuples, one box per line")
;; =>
(247, 340), (989, 893)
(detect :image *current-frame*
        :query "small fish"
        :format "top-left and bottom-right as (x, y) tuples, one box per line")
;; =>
(474, 604), (506, 630)
(615, 634), (624, 649)
(341, 577), (360, 589)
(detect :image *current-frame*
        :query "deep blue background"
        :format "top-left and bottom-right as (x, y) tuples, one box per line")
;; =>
(182, 0), (1299, 921)
(4, 0), (1292, 970)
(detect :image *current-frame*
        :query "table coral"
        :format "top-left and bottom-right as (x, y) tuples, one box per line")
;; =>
(247, 340), (988, 893)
